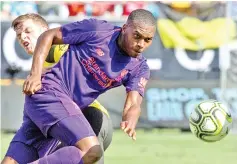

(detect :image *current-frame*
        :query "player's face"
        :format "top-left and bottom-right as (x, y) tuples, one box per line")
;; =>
(14, 19), (47, 55)
(122, 22), (155, 58)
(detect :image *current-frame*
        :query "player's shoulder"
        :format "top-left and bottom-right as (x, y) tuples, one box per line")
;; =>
(81, 18), (116, 31)
(125, 57), (150, 81)
(133, 56), (150, 73)
(137, 55), (149, 67)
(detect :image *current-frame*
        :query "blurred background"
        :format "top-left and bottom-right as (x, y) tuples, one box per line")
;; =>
(1, 1), (237, 164)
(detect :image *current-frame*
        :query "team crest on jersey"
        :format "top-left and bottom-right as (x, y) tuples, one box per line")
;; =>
(96, 48), (104, 56)
(138, 77), (148, 92)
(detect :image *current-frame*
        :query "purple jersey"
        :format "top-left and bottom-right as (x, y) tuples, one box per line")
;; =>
(9, 19), (150, 161)
(40, 19), (150, 109)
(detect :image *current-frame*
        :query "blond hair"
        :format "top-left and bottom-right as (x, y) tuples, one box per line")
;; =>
(12, 13), (48, 30)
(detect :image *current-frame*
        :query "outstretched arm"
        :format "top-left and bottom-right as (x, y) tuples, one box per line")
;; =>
(23, 27), (63, 95)
(122, 61), (150, 140)
(121, 91), (143, 140)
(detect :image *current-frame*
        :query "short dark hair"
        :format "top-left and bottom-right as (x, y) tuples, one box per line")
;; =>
(12, 13), (48, 30)
(127, 9), (156, 26)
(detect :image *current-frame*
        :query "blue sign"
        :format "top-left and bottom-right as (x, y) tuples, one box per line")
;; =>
(146, 88), (237, 122)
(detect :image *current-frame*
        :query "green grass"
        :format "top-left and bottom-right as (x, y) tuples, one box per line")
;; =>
(1, 129), (237, 164)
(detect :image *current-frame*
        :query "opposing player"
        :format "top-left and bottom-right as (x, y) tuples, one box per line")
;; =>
(8, 9), (155, 163)
(2, 14), (112, 164)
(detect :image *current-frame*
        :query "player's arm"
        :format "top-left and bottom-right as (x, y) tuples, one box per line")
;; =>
(121, 91), (143, 140)
(23, 19), (100, 95)
(22, 27), (63, 95)
(121, 61), (150, 140)
(30, 27), (63, 75)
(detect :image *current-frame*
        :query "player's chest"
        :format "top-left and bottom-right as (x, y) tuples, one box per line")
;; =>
(81, 56), (132, 88)
(79, 44), (136, 88)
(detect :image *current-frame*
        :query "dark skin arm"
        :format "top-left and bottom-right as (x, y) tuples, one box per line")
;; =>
(23, 27), (63, 95)
(120, 91), (143, 140)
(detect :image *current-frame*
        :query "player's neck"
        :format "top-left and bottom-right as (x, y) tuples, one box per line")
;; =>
(117, 33), (128, 56)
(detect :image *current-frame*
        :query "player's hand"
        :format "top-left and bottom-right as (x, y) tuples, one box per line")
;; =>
(120, 107), (141, 141)
(23, 74), (42, 95)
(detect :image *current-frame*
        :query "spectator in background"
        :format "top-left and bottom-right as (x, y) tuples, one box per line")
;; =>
(85, 2), (114, 17)
(66, 2), (118, 18)
(144, 2), (159, 18)
(37, 1), (69, 18)
(122, 2), (145, 16)
(1, 1), (11, 19)
(114, 3), (124, 17)
(67, 2), (85, 16)
(160, 1), (225, 19)
(1, 1), (160, 19)
(10, 1), (38, 17)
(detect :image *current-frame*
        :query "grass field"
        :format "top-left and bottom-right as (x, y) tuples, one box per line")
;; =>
(1, 129), (237, 164)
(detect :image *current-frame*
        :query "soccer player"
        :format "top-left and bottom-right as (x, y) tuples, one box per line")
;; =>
(7, 9), (156, 163)
(2, 14), (112, 164)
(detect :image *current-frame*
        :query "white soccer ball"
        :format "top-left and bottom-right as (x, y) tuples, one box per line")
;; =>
(189, 100), (232, 142)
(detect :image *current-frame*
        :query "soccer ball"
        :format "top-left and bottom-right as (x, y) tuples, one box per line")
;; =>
(189, 100), (232, 142)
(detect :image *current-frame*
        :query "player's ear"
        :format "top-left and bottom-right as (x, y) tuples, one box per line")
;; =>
(121, 24), (127, 33)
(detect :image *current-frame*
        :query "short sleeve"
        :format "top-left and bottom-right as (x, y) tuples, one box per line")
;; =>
(61, 18), (114, 44)
(123, 61), (150, 97)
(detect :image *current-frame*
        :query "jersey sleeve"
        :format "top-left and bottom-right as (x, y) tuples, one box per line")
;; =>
(61, 18), (114, 44)
(123, 61), (150, 97)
